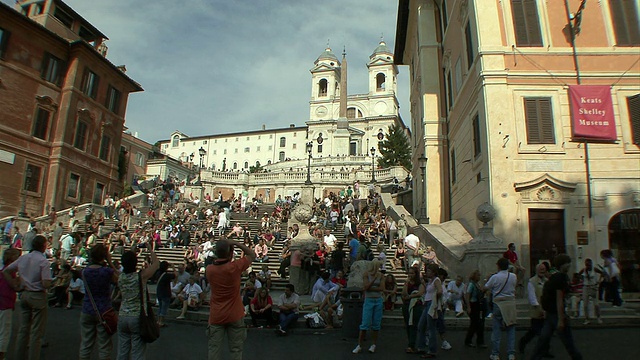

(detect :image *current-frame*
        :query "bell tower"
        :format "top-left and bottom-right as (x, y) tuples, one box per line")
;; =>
(310, 47), (341, 121)
(367, 40), (397, 95)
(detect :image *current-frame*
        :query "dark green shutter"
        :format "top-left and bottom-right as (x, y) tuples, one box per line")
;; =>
(628, 94), (640, 146)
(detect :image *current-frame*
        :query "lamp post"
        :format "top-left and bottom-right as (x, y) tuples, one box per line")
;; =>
(418, 155), (429, 224)
(370, 147), (376, 183)
(198, 147), (206, 168)
(19, 167), (33, 217)
(189, 153), (195, 167)
(305, 141), (313, 185)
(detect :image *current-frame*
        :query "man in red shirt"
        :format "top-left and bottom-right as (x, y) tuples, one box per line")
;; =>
(206, 239), (256, 360)
(504, 242), (525, 282)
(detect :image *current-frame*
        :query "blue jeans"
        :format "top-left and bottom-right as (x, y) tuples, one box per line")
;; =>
(359, 297), (383, 331)
(279, 311), (298, 331)
(158, 297), (170, 317)
(117, 315), (146, 360)
(491, 302), (515, 356)
(415, 300), (438, 354)
(531, 313), (582, 360)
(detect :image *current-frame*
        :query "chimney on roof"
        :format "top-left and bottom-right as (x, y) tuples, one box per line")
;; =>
(117, 65), (127, 73)
(290, 124), (295, 128)
(262, 124), (266, 130)
(98, 43), (108, 57)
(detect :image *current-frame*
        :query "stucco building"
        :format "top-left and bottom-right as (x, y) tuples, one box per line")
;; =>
(0, 0), (142, 218)
(394, 0), (639, 290)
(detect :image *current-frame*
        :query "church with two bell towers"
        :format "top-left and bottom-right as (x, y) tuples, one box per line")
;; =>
(159, 40), (406, 176)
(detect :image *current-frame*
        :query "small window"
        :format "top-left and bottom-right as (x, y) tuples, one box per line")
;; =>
(172, 135), (179, 147)
(32, 107), (50, 140)
(225, 139), (227, 143)
(257, 146), (261, 152)
(441, 0), (448, 31)
(244, 147), (250, 153)
(465, 21), (475, 69)
(223, 149), (227, 154)
(23, 164), (42, 193)
(234, 148), (238, 153)
(279, 137), (286, 147)
(41, 52), (63, 85)
(258, 135), (261, 140)
(213, 150), (217, 155)
(0, 27), (10, 59)
(511, 0), (543, 47)
(105, 85), (121, 114)
(279, 151), (285, 162)
(67, 173), (80, 198)
(293, 132), (297, 137)
(346, 107), (363, 119)
(256, 161), (261, 167)
(233, 162), (238, 170)
(268, 145), (272, 150)
(627, 94), (640, 146)
(244, 161), (249, 169)
(236, 137), (239, 142)
(450, 148), (457, 184)
(472, 114), (481, 157)
(81, 68), (100, 99)
(203, 140), (207, 144)
(135, 152), (145, 166)
(609, 0), (640, 46)
(74, 121), (88, 150)
(267, 160), (272, 165)
(269, 134), (273, 139)
(99, 135), (111, 161)
(292, 143), (297, 149)
(246, 136), (250, 140)
(318, 79), (328, 96)
(318, 144), (323, 153)
(376, 73), (386, 91)
(524, 97), (555, 144)
(93, 183), (105, 205)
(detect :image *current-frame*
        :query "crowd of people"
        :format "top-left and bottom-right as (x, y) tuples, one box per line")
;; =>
(0, 178), (628, 360)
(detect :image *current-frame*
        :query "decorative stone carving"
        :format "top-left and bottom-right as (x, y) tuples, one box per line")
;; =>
(536, 186), (557, 201)
(469, 203), (503, 246)
(476, 202), (496, 225)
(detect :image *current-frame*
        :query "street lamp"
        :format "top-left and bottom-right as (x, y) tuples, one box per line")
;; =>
(19, 166), (33, 217)
(305, 141), (313, 185)
(419, 155), (429, 224)
(198, 147), (206, 168)
(370, 147), (376, 183)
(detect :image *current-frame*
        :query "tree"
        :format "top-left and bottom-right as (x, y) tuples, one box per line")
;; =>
(377, 124), (412, 171)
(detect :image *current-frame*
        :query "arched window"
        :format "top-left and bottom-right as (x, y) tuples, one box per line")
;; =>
(346, 107), (363, 119)
(233, 162), (238, 170)
(376, 73), (386, 91)
(210, 163), (215, 170)
(267, 160), (272, 165)
(279, 152), (285, 162)
(279, 137), (286, 147)
(256, 161), (261, 167)
(244, 161), (249, 169)
(318, 79), (328, 96)
(172, 135), (179, 147)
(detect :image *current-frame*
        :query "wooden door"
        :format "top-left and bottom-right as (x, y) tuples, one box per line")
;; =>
(528, 209), (566, 275)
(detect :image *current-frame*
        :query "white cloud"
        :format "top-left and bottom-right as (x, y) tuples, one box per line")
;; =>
(3, 0), (411, 143)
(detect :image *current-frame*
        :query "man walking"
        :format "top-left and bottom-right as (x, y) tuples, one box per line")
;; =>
(519, 263), (552, 356)
(3, 235), (52, 360)
(206, 238), (255, 360)
(531, 254), (583, 360)
(483, 257), (517, 360)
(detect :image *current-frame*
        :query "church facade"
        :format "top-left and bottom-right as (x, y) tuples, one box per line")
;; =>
(157, 41), (407, 176)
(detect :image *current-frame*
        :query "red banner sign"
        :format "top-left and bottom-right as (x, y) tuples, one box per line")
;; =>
(569, 85), (617, 140)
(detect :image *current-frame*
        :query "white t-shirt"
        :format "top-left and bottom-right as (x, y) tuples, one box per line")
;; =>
(404, 234), (419, 251)
(182, 283), (203, 305)
(69, 278), (85, 294)
(485, 270), (517, 299)
(324, 234), (337, 248)
(447, 281), (465, 301)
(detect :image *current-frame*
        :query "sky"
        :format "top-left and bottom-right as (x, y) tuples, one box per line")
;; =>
(4, 0), (410, 144)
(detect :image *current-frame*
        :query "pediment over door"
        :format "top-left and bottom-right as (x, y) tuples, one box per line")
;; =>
(513, 173), (577, 204)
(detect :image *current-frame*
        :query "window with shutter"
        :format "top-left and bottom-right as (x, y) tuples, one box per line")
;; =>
(609, 0), (640, 46)
(450, 148), (457, 184)
(524, 98), (555, 144)
(465, 21), (475, 69)
(447, 71), (454, 110)
(0, 27), (10, 59)
(511, 0), (543, 47)
(472, 114), (482, 157)
(628, 94), (640, 146)
(32, 108), (50, 140)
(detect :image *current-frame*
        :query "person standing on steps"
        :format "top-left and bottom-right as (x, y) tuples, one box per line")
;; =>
(352, 260), (386, 354)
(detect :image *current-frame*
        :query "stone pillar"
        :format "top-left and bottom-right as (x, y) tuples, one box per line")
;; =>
(462, 203), (505, 279)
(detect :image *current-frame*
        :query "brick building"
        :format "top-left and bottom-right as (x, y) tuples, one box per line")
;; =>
(0, 0), (142, 218)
